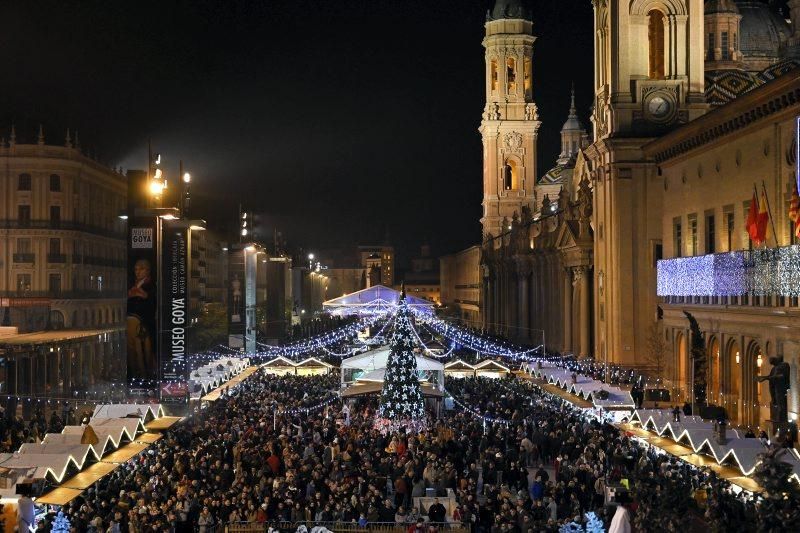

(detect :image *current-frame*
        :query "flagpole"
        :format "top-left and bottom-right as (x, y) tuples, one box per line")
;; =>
(761, 180), (779, 247)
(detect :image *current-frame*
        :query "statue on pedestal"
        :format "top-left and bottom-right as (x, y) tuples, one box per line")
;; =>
(756, 355), (790, 424)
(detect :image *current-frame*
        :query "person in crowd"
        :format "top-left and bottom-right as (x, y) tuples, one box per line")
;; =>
(47, 358), (762, 532)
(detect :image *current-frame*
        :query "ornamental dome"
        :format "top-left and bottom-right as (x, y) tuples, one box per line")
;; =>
(705, 0), (740, 15)
(487, 0), (532, 22)
(736, 1), (790, 70)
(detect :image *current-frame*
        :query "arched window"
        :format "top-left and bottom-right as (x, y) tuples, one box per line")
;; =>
(490, 59), (498, 92)
(648, 10), (665, 79)
(49, 310), (65, 330)
(503, 160), (519, 191)
(507, 57), (517, 93)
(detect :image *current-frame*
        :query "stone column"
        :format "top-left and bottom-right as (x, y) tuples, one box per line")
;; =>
(508, 270), (518, 339)
(563, 268), (573, 353)
(578, 266), (591, 358)
(518, 262), (530, 342)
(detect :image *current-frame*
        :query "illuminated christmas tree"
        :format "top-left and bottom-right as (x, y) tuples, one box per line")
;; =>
(377, 288), (425, 431)
(52, 511), (71, 533)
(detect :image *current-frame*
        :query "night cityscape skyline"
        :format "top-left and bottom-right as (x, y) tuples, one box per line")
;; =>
(1, 0), (594, 254)
(1, 1), (800, 531)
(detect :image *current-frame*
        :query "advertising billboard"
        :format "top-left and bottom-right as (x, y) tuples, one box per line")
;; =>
(159, 220), (190, 404)
(126, 216), (159, 391)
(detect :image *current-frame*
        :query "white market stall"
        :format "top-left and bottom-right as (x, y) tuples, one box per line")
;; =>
(340, 347), (444, 391)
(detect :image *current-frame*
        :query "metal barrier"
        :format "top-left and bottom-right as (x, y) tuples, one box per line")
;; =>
(224, 522), (467, 533)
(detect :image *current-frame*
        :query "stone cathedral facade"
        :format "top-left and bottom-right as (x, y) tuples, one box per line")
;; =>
(459, 0), (800, 426)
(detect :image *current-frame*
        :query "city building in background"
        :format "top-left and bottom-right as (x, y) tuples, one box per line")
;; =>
(404, 244), (440, 303)
(291, 265), (329, 320)
(263, 254), (292, 342)
(358, 243), (395, 287)
(439, 245), (481, 327)
(0, 129), (127, 333)
(189, 229), (228, 316)
(0, 129), (128, 417)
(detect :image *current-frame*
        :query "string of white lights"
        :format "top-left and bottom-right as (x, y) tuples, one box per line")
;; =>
(276, 393), (340, 415)
(444, 387), (511, 426)
(415, 312), (541, 360)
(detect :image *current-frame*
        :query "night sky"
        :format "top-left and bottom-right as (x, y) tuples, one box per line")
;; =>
(1, 0), (594, 260)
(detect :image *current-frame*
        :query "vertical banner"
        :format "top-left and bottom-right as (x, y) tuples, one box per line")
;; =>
(160, 221), (190, 404)
(228, 248), (246, 350)
(127, 216), (159, 393)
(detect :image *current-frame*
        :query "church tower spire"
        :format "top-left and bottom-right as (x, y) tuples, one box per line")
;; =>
(480, 0), (540, 240)
(556, 84), (587, 166)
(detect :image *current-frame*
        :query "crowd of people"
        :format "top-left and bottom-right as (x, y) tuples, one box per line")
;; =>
(21, 364), (777, 532)
(0, 407), (66, 453)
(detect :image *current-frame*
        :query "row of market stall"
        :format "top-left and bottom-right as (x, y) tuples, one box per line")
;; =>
(0, 356), (255, 531)
(522, 361), (800, 490)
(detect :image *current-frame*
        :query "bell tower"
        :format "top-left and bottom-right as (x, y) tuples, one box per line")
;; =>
(587, 0), (706, 367)
(480, 0), (541, 240)
(592, 0), (706, 139)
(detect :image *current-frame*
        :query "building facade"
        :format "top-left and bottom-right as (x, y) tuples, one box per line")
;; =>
(473, 0), (800, 427)
(0, 131), (127, 333)
(479, 0), (540, 239)
(405, 245), (440, 304)
(358, 245), (395, 287)
(439, 246), (482, 328)
(646, 70), (800, 427)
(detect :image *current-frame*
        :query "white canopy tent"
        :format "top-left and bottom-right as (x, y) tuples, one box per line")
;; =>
(323, 285), (435, 316)
(340, 347), (444, 390)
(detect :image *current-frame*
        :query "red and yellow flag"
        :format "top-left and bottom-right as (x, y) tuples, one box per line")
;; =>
(756, 190), (770, 244)
(746, 191), (760, 244)
(790, 185), (800, 240)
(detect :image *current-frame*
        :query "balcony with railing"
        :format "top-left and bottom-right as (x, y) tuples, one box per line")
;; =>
(657, 245), (800, 307)
(47, 253), (67, 263)
(0, 290), (124, 299)
(12, 253), (35, 263)
(0, 219), (125, 239)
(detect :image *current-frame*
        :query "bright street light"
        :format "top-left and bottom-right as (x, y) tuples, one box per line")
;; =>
(182, 172), (191, 183)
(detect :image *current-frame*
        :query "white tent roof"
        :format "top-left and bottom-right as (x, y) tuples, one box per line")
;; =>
(357, 369), (432, 383)
(323, 285), (435, 308)
(341, 347), (444, 372)
(92, 404), (164, 422)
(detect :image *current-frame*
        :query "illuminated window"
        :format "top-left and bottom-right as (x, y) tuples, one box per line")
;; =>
(689, 214), (698, 256)
(725, 210), (735, 251)
(523, 57), (532, 94)
(507, 57), (516, 93)
(648, 10), (665, 79)
(490, 59), (498, 91)
(17, 274), (31, 292)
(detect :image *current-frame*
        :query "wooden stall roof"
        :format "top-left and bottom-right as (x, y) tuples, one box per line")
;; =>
(145, 416), (183, 432)
(134, 432), (163, 444)
(201, 365), (259, 402)
(36, 487), (84, 506)
(100, 442), (150, 464)
(60, 462), (118, 490)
